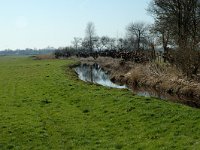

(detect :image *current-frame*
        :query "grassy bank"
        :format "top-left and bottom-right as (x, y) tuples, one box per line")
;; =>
(0, 56), (200, 149)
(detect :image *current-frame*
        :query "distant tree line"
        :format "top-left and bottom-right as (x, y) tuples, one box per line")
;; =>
(55, 21), (163, 62)
(70, 22), (154, 52)
(0, 48), (56, 56)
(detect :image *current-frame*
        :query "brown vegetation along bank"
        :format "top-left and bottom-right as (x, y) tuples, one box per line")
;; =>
(32, 54), (55, 60)
(74, 56), (200, 108)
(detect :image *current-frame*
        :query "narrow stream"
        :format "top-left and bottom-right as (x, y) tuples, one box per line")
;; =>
(75, 63), (126, 89)
(75, 64), (199, 108)
(75, 63), (165, 98)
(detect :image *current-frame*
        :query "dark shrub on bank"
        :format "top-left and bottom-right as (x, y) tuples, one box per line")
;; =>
(173, 48), (200, 78)
(54, 47), (76, 58)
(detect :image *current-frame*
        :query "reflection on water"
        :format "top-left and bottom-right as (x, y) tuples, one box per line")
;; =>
(132, 87), (199, 108)
(134, 87), (176, 100)
(75, 64), (199, 108)
(75, 64), (126, 89)
(75, 64), (175, 99)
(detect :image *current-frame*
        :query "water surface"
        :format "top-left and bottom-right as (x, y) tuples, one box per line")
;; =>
(75, 63), (126, 89)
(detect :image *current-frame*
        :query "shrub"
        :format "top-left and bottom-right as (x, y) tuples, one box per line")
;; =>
(174, 48), (200, 78)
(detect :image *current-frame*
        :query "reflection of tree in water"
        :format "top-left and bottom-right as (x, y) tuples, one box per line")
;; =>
(92, 64), (108, 82)
(75, 64), (126, 89)
(76, 64), (107, 83)
(76, 64), (93, 82)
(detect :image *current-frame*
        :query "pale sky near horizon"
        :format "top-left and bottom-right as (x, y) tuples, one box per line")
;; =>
(0, 0), (153, 50)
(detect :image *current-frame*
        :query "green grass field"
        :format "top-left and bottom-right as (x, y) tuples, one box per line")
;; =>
(0, 56), (200, 150)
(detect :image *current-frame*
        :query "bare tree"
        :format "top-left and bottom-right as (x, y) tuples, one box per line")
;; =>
(127, 22), (148, 51)
(108, 38), (116, 50)
(148, 0), (200, 77)
(72, 37), (82, 51)
(85, 22), (96, 52)
(93, 36), (102, 51)
(148, 0), (200, 49)
(150, 22), (173, 53)
(100, 36), (110, 50)
(117, 38), (125, 51)
(125, 35), (137, 51)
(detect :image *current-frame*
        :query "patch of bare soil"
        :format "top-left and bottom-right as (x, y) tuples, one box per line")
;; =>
(73, 56), (200, 107)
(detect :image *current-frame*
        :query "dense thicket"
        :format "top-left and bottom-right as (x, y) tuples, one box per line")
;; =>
(148, 0), (200, 49)
(148, 0), (200, 77)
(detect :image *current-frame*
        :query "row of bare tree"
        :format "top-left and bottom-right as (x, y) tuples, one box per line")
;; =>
(71, 22), (156, 53)
(72, 1), (200, 52)
(148, 0), (200, 50)
(68, 0), (200, 77)
(148, 0), (200, 77)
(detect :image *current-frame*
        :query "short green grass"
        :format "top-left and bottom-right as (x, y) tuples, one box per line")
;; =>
(0, 56), (200, 150)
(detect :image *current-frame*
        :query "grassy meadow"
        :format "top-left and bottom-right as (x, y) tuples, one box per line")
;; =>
(1, 56), (200, 149)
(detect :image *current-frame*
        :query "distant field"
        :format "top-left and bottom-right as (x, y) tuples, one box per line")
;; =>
(1, 56), (200, 149)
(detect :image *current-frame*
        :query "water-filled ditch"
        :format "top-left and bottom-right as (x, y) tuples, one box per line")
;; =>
(75, 63), (126, 89)
(74, 63), (199, 108)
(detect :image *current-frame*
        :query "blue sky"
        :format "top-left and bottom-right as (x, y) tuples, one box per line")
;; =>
(0, 0), (153, 50)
